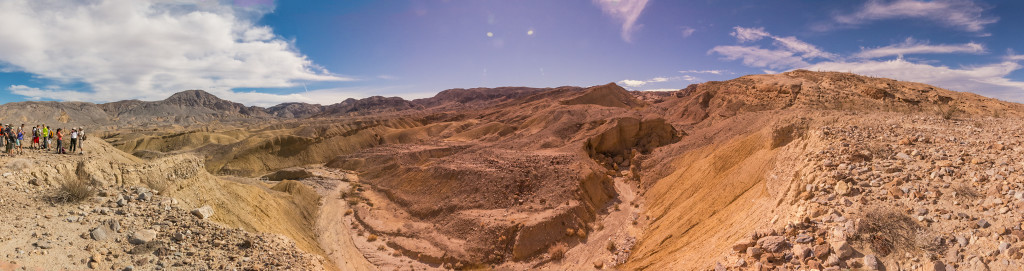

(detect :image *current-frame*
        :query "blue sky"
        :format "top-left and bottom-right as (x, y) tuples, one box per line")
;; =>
(0, 0), (1023, 106)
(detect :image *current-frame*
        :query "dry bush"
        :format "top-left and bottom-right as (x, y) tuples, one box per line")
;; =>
(858, 207), (922, 256)
(953, 184), (981, 201)
(5, 159), (32, 171)
(367, 234), (378, 242)
(606, 241), (617, 252)
(548, 243), (567, 261)
(55, 178), (96, 203)
(940, 106), (961, 120)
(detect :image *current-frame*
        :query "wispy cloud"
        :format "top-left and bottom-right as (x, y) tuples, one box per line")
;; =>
(708, 46), (810, 69)
(827, 0), (997, 33)
(854, 38), (985, 59)
(729, 27), (836, 60)
(619, 79), (648, 87)
(0, 0), (348, 105)
(681, 26), (696, 38)
(618, 75), (692, 87)
(680, 69), (727, 75)
(593, 0), (650, 42)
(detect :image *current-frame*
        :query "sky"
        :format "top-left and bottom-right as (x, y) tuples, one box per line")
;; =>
(1, 0), (1023, 106)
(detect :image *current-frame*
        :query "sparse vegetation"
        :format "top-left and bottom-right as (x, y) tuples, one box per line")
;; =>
(548, 243), (567, 261)
(858, 207), (922, 256)
(940, 106), (961, 120)
(606, 240), (617, 252)
(5, 159), (32, 171)
(953, 184), (982, 201)
(55, 178), (96, 203)
(367, 234), (378, 242)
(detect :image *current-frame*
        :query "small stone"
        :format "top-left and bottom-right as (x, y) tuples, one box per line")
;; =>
(923, 260), (946, 271)
(137, 192), (152, 202)
(978, 219), (991, 228)
(831, 241), (853, 259)
(746, 247), (762, 257)
(956, 235), (968, 247)
(90, 227), (110, 241)
(835, 181), (851, 196)
(863, 254), (880, 270)
(758, 236), (789, 252)
(813, 244), (831, 259)
(34, 240), (53, 249)
(129, 230), (157, 245)
(172, 232), (185, 242)
(999, 242), (1011, 253)
(191, 205), (214, 220)
(732, 238), (755, 252)
(795, 234), (814, 243)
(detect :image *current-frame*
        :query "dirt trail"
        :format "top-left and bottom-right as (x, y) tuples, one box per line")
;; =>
(317, 178), (377, 271)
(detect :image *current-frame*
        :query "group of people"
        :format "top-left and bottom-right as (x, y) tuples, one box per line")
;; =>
(1, 124), (86, 156)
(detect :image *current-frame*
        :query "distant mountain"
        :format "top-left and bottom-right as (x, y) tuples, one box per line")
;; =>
(267, 102), (325, 118)
(0, 86), (618, 128)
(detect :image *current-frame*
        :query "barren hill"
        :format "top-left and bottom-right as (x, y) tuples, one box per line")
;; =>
(4, 70), (1024, 270)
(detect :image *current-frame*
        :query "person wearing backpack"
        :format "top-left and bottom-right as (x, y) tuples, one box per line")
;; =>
(78, 128), (86, 154)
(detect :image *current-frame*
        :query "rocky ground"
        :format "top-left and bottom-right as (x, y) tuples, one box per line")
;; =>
(0, 148), (324, 270)
(717, 113), (1024, 271)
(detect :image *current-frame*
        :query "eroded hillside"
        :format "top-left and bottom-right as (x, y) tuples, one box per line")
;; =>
(4, 70), (1023, 270)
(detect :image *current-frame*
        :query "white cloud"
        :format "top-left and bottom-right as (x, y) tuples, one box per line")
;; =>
(620, 75), (693, 88)
(854, 38), (985, 58)
(762, 70), (778, 74)
(731, 26), (770, 43)
(593, 0), (649, 42)
(708, 45), (810, 69)
(0, 0), (348, 105)
(619, 79), (648, 87)
(729, 27), (836, 60)
(830, 0), (997, 33)
(640, 88), (678, 92)
(681, 26), (696, 38)
(680, 69), (726, 75)
(805, 59), (1024, 102)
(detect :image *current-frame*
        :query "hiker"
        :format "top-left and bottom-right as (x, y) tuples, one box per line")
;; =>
(31, 125), (38, 149)
(0, 124), (7, 155)
(4, 124), (14, 155)
(44, 125), (51, 151)
(16, 124), (24, 155)
(69, 128), (78, 154)
(55, 128), (64, 154)
(78, 128), (86, 154)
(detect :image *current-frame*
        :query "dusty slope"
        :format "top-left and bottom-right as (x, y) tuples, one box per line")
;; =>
(0, 139), (346, 270)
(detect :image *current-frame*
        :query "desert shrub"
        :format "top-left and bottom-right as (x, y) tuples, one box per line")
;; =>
(953, 184), (981, 201)
(606, 241), (617, 252)
(940, 106), (961, 120)
(367, 234), (378, 242)
(55, 178), (96, 203)
(5, 159), (32, 171)
(548, 243), (567, 261)
(858, 207), (922, 256)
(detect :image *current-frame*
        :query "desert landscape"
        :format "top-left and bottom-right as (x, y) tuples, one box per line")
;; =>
(1, 70), (1023, 270)
(2, 0), (1022, 270)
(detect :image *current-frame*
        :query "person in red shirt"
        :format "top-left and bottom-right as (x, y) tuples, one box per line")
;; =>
(55, 128), (64, 154)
